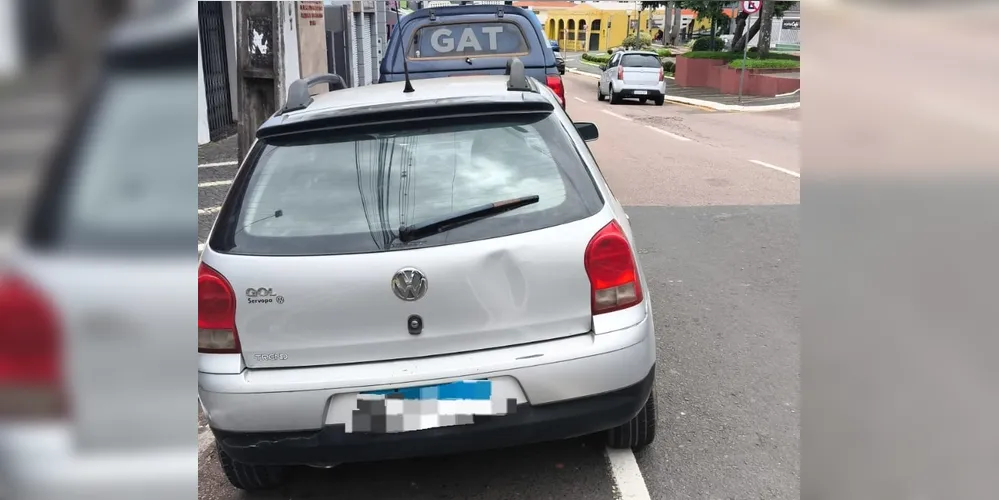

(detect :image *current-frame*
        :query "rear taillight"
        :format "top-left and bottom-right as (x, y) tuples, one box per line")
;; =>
(584, 221), (643, 315)
(659, 65), (664, 82)
(545, 75), (565, 106)
(198, 263), (240, 353)
(617, 65), (624, 81)
(0, 272), (65, 417)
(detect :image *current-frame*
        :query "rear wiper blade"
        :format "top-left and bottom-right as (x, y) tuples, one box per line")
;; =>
(397, 195), (540, 243)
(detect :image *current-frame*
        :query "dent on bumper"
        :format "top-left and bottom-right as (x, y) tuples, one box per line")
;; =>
(200, 312), (656, 433)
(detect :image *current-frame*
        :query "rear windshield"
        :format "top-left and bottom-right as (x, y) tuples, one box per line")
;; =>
(214, 113), (603, 256)
(622, 54), (661, 68)
(409, 21), (529, 59)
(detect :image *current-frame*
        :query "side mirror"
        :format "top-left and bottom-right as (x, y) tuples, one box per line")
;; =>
(574, 122), (599, 142)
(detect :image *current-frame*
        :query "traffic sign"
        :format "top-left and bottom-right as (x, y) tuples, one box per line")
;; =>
(741, 0), (761, 14)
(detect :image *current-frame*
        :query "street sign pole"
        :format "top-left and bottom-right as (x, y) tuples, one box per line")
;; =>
(737, 0), (761, 104)
(738, 29), (748, 103)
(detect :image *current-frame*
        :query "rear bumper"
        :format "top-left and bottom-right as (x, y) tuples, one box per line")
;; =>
(0, 424), (191, 500)
(617, 87), (665, 99)
(214, 365), (654, 466)
(200, 306), (655, 439)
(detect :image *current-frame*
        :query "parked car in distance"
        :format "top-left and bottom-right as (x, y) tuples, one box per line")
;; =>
(554, 50), (565, 75)
(597, 50), (667, 106)
(199, 61), (658, 492)
(380, 4), (565, 108)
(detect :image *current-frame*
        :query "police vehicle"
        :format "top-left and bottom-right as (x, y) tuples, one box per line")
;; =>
(380, 4), (566, 108)
(198, 62), (658, 490)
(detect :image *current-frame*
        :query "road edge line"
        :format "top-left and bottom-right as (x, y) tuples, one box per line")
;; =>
(645, 125), (691, 142)
(605, 447), (652, 500)
(749, 159), (800, 178)
(198, 161), (238, 168)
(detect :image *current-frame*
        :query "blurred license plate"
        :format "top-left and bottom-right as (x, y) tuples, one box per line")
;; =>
(633, 90), (648, 95)
(352, 380), (514, 433)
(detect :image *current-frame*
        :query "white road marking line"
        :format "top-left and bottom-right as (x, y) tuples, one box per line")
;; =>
(574, 96), (587, 103)
(601, 109), (630, 121)
(749, 159), (800, 178)
(198, 161), (238, 168)
(645, 125), (691, 142)
(605, 448), (652, 500)
(775, 88), (800, 97)
(198, 179), (233, 188)
(199, 206), (221, 215)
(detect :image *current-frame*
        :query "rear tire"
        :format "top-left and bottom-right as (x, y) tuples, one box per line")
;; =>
(609, 85), (622, 105)
(217, 441), (287, 491)
(639, 98), (648, 104)
(597, 84), (605, 101)
(607, 392), (657, 451)
(654, 96), (665, 106)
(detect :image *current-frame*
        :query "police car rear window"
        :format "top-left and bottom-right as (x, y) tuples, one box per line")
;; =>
(409, 22), (529, 59)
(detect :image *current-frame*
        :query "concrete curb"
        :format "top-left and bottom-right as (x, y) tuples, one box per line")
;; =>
(565, 68), (799, 113)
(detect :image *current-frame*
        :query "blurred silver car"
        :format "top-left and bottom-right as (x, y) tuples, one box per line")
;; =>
(199, 61), (658, 490)
(597, 50), (667, 106)
(0, 4), (195, 500)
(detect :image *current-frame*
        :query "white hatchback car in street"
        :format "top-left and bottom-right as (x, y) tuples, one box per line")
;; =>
(597, 50), (667, 105)
(198, 61), (658, 491)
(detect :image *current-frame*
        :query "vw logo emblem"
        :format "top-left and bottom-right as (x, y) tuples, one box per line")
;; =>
(391, 268), (428, 301)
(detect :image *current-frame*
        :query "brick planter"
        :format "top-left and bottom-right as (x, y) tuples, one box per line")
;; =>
(675, 55), (800, 98)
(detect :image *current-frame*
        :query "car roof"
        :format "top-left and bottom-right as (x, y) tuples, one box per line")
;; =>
(257, 74), (553, 138)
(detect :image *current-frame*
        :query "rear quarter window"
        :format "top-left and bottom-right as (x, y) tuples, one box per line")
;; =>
(214, 113), (603, 256)
(622, 54), (662, 68)
(408, 21), (529, 59)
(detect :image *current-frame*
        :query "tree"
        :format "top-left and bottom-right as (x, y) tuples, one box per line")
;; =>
(756, 0), (777, 58)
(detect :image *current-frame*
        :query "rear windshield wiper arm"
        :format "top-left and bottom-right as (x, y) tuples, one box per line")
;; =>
(398, 195), (540, 243)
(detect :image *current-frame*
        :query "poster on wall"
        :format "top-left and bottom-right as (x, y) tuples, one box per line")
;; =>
(781, 18), (800, 30)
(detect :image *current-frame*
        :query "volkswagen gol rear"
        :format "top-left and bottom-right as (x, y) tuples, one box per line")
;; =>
(198, 110), (643, 370)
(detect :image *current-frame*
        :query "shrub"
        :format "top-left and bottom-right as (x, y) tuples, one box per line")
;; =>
(662, 60), (676, 73)
(607, 48), (613, 55)
(728, 58), (801, 70)
(691, 37), (725, 51)
(581, 53), (611, 64)
(656, 48), (672, 58)
(621, 33), (652, 50)
(683, 51), (737, 61)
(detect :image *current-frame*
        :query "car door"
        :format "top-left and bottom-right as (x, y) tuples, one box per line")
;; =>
(604, 53), (621, 93)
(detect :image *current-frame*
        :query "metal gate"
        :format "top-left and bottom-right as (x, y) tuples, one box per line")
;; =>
(361, 14), (373, 85)
(198, 1), (235, 141)
(325, 4), (352, 88)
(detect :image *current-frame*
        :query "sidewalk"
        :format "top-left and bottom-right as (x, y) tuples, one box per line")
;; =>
(565, 57), (799, 112)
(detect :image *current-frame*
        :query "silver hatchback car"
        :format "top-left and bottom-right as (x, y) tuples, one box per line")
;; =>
(198, 61), (658, 491)
(597, 50), (667, 105)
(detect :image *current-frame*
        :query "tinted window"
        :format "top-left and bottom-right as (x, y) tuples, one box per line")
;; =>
(409, 22), (529, 59)
(622, 54), (661, 68)
(218, 114), (602, 256)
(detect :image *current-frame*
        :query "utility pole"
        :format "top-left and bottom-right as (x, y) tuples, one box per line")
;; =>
(235, 1), (284, 163)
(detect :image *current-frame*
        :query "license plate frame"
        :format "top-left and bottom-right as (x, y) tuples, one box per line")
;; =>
(633, 90), (649, 95)
(351, 380), (514, 434)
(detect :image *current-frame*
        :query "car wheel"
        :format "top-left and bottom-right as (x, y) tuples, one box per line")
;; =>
(654, 97), (665, 106)
(597, 83), (605, 101)
(607, 392), (657, 451)
(217, 441), (287, 491)
(609, 85), (622, 105)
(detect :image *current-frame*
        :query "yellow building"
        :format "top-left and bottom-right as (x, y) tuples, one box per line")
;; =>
(533, 4), (733, 53)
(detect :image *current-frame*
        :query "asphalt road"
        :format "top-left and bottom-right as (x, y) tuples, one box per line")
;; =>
(196, 72), (801, 499)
